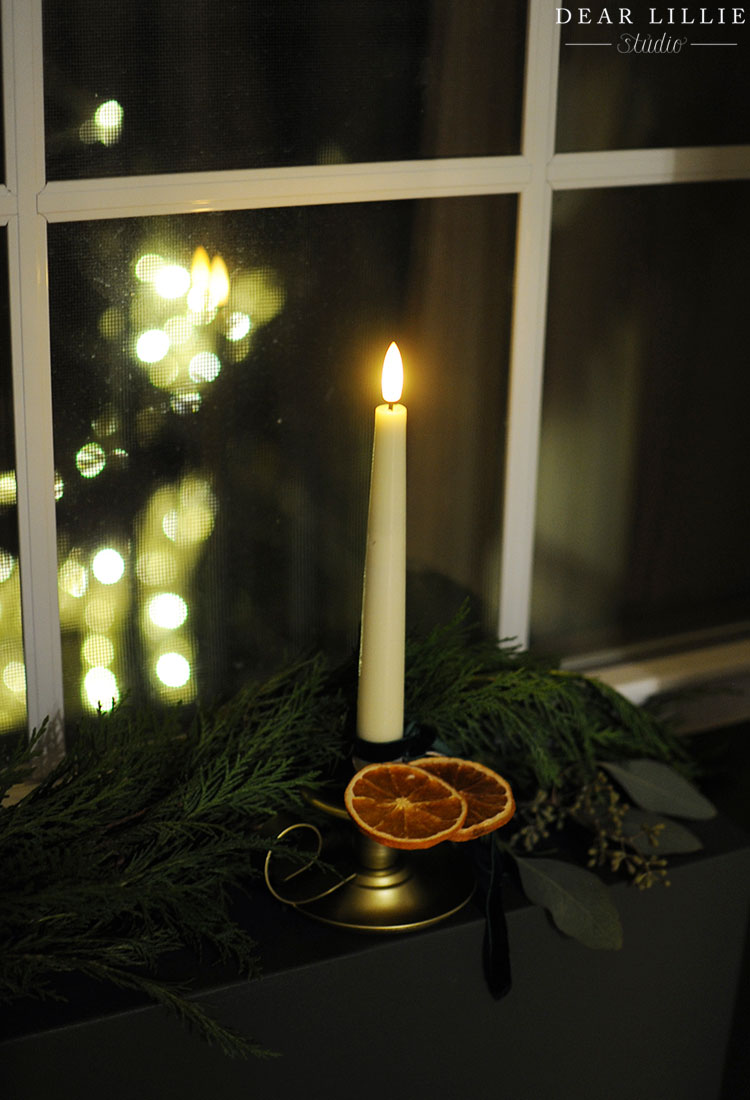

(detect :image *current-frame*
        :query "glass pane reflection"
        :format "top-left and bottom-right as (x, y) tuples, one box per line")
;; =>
(43, 0), (526, 178)
(49, 197), (515, 718)
(556, 1), (750, 151)
(532, 181), (750, 658)
(0, 229), (26, 735)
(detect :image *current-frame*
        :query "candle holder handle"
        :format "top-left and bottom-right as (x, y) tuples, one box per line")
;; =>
(264, 802), (475, 933)
(264, 821), (358, 907)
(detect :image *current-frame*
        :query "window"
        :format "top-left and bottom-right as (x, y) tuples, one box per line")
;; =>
(533, 180), (750, 658)
(48, 198), (516, 716)
(3, 0), (750, 739)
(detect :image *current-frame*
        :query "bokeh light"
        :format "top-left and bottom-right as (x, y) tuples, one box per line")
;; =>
(164, 316), (194, 345)
(76, 442), (106, 479)
(154, 264), (190, 300)
(92, 548), (125, 585)
(155, 651), (191, 688)
(2, 661), (26, 694)
(59, 553), (88, 598)
(84, 594), (117, 632)
(223, 311), (252, 341)
(94, 99), (124, 145)
(188, 352), (221, 383)
(147, 358), (180, 389)
(83, 666), (120, 712)
(135, 254), (166, 283)
(136, 548), (178, 587)
(0, 551), (15, 583)
(161, 478), (216, 545)
(98, 306), (125, 339)
(148, 592), (188, 630)
(79, 99), (124, 147)
(92, 408), (118, 437)
(81, 633), (115, 667)
(170, 391), (202, 415)
(136, 329), (170, 363)
(0, 472), (17, 506)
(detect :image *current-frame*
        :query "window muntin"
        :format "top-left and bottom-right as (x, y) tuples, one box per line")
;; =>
(42, 0), (526, 179)
(48, 196), (515, 717)
(532, 180), (750, 658)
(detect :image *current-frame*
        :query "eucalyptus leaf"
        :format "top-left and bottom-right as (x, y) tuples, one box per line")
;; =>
(511, 853), (623, 950)
(600, 759), (717, 820)
(619, 808), (704, 856)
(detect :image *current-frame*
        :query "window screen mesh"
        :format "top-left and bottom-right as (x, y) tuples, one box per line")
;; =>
(43, 0), (526, 178)
(49, 196), (515, 718)
(556, 1), (750, 152)
(533, 180), (750, 658)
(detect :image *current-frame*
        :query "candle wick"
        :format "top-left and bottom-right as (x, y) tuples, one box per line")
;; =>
(388, 402), (394, 410)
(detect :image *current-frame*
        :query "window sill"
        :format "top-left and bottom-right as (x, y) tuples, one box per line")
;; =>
(2, 815), (748, 1100)
(580, 638), (750, 731)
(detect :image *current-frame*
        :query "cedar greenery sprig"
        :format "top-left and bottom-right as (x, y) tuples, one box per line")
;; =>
(0, 657), (345, 1058)
(403, 609), (691, 792)
(1, 609), (696, 1054)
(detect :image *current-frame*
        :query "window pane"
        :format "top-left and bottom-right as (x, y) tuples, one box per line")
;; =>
(0, 229), (26, 734)
(49, 197), (515, 718)
(556, 1), (750, 151)
(43, 0), (526, 179)
(532, 181), (750, 658)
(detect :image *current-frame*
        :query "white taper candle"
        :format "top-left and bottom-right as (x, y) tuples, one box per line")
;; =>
(356, 343), (407, 744)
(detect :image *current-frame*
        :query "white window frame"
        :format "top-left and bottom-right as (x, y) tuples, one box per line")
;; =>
(4, 0), (750, 739)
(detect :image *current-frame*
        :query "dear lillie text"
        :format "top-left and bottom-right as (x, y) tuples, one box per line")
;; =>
(556, 7), (745, 23)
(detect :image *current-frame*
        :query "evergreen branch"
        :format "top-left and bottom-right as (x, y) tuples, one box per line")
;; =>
(0, 608), (695, 1056)
(401, 610), (686, 794)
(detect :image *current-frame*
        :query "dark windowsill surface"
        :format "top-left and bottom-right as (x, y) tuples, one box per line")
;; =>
(2, 809), (749, 1100)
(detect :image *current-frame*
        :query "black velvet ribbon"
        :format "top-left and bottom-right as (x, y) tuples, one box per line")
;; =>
(484, 843), (512, 999)
(350, 723), (436, 762)
(473, 837), (512, 1000)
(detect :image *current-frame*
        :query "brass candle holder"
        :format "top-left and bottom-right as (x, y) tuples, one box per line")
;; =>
(264, 786), (476, 933)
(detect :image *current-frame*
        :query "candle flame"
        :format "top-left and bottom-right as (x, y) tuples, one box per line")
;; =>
(189, 247), (230, 313)
(381, 342), (403, 404)
(209, 255), (230, 308)
(190, 246), (211, 291)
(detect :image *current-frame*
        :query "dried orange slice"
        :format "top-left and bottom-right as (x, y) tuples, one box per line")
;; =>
(411, 756), (515, 841)
(344, 761), (468, 850)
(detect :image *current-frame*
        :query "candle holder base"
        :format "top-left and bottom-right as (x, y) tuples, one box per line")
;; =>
(264, 815), (475, 933)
